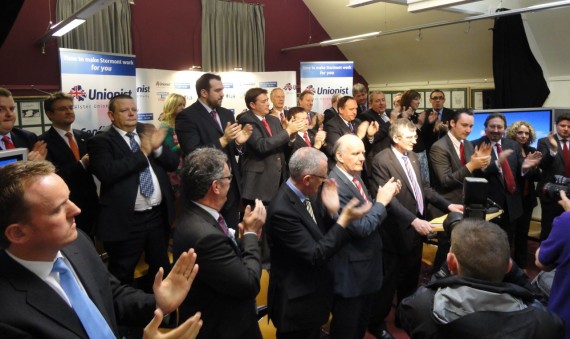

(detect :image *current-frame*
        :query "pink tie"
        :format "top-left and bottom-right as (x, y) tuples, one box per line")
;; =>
(352, 177), (368, 203)
(261, 118), (273, 136)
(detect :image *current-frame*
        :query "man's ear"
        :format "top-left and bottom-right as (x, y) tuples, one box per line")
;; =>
(447, 252), (460, 276)
(506, 258), (513, 274)
(107, 111), (115, 122)
(4, 223), (28, 245)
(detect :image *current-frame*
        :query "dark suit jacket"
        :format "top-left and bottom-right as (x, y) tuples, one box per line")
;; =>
(329, 167), (386, 297)
(360, 109), (392, 163)
(87, 123), (179, 241)
(40, 127), (98, 234)
(172, 203), (261, 338)
(537, 136), (568, 204)
(472, 136), (523, 222)
(323, 115), (362, 158)
(175, 100), (242, 196)
(369, 148), (450, 254)
(8, 127), (37, 150)
(237, 111), (290, 202)
(0, 231), (155, 338)
(429, 134), (475, 204)
(266, 182), (352, 332)
(520, 145), (540, 209)
(323, 107), (338, 124)
(287, 129), (316, 159)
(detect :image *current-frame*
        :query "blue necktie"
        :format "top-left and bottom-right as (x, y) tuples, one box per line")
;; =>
(126, 132), (155, 198)
(52, 258), (116, 339)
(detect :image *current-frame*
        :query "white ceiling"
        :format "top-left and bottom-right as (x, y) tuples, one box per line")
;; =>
(301, 0), (570, 88)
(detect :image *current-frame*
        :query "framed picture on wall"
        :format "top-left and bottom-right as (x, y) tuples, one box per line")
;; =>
(14, 97), (48, 135)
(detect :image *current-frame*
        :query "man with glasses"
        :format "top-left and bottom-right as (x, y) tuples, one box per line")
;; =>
(173, 147), (266, 339)
(266, 147), (372, 339)
(40, 92), (98, 238)
(368, 118), (462, 339)
(428, 90), (454, 139)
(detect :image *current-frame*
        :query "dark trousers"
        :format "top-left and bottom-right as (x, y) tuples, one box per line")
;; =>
(513, 198), (535, 268)
(331, 293), (374, 339)
(540, 200), (564, 240)
(104, 205), (171, 286)
(369, 243), (422, 331)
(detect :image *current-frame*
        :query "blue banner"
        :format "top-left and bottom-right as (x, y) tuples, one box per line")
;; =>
(60, 49), (136, 76)
(300, 62), (354, 78)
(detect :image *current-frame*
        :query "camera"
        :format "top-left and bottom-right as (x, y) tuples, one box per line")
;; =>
(543, 175), (570, 200)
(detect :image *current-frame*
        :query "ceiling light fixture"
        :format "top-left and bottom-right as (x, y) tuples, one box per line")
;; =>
(321, 32), (381, 46)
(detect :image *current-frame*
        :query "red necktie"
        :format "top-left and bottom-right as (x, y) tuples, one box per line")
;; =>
(562, 139), (570, 178)
(261, 118), (272, 136)
(459, 142), (466, 166)
(2, 135), (15, 149)
(303, 132), (312, 147)
(66, 132), (80, 161)
(352, 177), (368, 203)
(496, 143), (516, 194)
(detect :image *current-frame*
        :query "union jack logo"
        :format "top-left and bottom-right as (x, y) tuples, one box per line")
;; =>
(68, 85), (87, 101)
(305, 85), (315, 93)
(283, 83), (292, 91)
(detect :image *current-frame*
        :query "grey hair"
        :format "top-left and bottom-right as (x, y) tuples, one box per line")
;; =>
(333, 134), (362, 162)
(181, 147), (227, 201)
(389, 118), (416, 140)
(289, 147), (327, 182)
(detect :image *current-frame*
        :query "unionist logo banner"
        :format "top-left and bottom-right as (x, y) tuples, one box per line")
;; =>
(300, 61), (354, 114)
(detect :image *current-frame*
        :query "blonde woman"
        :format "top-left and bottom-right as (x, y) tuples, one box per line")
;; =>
(160, 93), (186, 197)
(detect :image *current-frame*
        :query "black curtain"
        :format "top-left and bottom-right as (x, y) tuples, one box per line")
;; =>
(493, 11), (550, 108)
(0, 0), (24, 48)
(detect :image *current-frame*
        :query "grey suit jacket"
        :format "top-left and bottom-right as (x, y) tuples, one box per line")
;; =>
(328, 166), (386, 297)
(0, 231), (155, 338)
(237, 111), (291, 202)
(369, 148), (451, 253)
(429, 133), (475, 204)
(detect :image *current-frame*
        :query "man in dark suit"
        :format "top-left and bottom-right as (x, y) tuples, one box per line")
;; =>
(471, 113), (541, 244)
(175, 73), (252, 231)
(323, 96), (378, 165)
(266, 147), (372, 339)
(427, 89), (455, 139)
(0, 160), (201, 338)
(429, 109), (491, 205)
(328, 134), (400, 339)
(237, 87), (304, 205)
(428, 109), (491, 272)
(40, 92), (98, 237)
(353, 83), (368, 119)
(323, 93), (342, 124)
(88, 94), (179, 286)
(537, 113), (570, 240)
(0, 87), (46, 159)
(285, 106), (327, 160)
(173, 147), (266, 339)
(269, 87), (288, 123)
(368, 118), (463, 338)
(298, 90), (323, 130)
(359, 91), (396, 168)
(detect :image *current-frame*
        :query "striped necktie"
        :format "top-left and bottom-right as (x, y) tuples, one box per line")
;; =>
(402, 155), (424, 215)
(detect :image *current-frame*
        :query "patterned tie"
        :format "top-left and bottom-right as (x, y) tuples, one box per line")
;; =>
(126, 132), (155, 198)
(51, 258), (115, 339)
(261, 118), (273, 136)
(304, 197), (316, 223)
(562, 139), (570, 177)
(210, 109), (222, 131)
(495, 143), (516, 194)
(348, 122), (354, 134)
(402, 155), (424, 215)
(303, 132), (312, 147)
(65, 132), (80, 161)
(2, 134), (15, 149)
(352, 177), (368, 203)
(459, 142), (466, 166)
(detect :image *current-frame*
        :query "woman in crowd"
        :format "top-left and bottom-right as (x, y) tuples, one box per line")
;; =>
(159, 93), (186, 198)
(507, 121), (541, 269)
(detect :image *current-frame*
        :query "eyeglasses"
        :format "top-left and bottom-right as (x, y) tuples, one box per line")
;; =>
(308, 174), (328, 180)
(431, 96), (444, 100)
(217, 175), (233, 182)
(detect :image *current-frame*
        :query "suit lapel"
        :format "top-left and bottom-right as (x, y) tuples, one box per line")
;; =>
(47, 127), (76, 162)
(0, 252), (88, 338)
(444, 135), (462, 169)
(194, 101), (223, 134)
(188, 203), (241, 256)
(388, 149), (415, 196)
(330, 166), (367, 202)
(108, 126), (134, 155)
